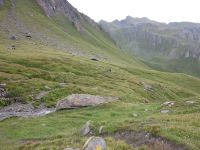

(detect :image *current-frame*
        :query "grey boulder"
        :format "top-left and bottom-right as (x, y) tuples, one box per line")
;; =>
(83, 137), (106, 150)
(160, 110), (170, 114)
(141, 82), (152, 91)
(80, 121), (90, 136)
(56, 94), (117, 110)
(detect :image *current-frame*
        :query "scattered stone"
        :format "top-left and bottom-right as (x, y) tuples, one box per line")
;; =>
(141, 81), (152, 91)
(160, 110), (170, 114)
(185, 101), (196, 104)
(99, 126), (104, 134)
(0, 103), (55, 121)
(25, 32), (32, 39)
(56, 94), (118, 110)
(91, 57), (99, 61)
(144, 109), (148, 112)
(41, 123), (46, 127)
(11, 45), (16, 50)
(0, 83), (6, 88)
(145, 133), (150, 138)
(0, 103), (34, 113)
(132, 113), (138, 117)
(162, 101), (175, 107)
(0, 88), (8, 98)
(64, 148), (80, 150)
(80, 121), (90, 136)
(44, 85), (51, 90)
(107, 68), (112, 72)
(58, 83), (68, 87)
(10, 35), (16, 40)
(82, 137), (106, 150)
(0, 83), (7, 98)
(35, 91), (49, 100)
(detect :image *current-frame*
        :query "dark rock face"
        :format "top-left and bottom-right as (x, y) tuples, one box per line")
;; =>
(99, 17), (200, 60)
(0, 0), (3, 7)
(36, 0), (98, 31)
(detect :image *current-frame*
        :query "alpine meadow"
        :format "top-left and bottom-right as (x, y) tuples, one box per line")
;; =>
(0, 0), (200, 150)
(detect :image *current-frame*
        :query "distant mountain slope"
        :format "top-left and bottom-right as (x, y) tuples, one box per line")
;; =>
(0, 0), (143, 67)
(99, 16), (200, 77)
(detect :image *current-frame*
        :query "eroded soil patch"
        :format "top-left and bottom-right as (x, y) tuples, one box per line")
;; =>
(112, 131), (186, 150)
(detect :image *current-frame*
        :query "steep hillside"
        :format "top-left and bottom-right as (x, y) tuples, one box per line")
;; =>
(0, 1), (200, 150)
(100, 16), (200, 77)
(0, 0), (142, 66)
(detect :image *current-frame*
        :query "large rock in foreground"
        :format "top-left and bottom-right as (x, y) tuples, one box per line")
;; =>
(56, 94), (118, 110)
(83, 137), (106, 150)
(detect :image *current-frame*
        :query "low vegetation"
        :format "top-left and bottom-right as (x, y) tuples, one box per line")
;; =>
(0, 0), (200, 150)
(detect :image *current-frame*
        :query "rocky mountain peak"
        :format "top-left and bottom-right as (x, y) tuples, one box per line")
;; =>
(36, 0), (82, 31)
(36, 0), (98, 31)
(99, 16), (200, 76)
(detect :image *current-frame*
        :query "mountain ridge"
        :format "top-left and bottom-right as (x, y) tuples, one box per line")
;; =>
(99, 16), (200, 77)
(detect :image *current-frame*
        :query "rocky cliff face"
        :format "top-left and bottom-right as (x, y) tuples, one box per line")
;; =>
(36, 0), (99, 31)
(100, 16), (200, 77)
(100, 17), (200, 60)
(0, 0), (3, 7)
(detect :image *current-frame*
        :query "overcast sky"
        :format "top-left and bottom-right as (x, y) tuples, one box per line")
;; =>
(67, 0), (200, 23)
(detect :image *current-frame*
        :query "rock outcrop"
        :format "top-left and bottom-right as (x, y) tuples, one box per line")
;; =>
(99, 17), (200, 60)
(0, 103), (55, 121)
(56, 94), (118, 110)
(0, 0), (3, 7)
(80, 121), (91, 136)
(36, 0), (98, 31)
(0, 84), (7, 98)
(99, 16), (200, 76)
(82, 137), (106, 150)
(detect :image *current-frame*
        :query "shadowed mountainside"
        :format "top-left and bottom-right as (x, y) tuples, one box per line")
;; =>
(100, 16), (200, 77)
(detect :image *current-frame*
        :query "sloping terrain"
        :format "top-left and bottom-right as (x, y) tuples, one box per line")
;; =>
(100, 16), (200, 77)
(0, 0), (200, 150)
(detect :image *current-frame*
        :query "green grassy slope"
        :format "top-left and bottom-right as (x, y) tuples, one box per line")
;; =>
(0, 0), (200, 150)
